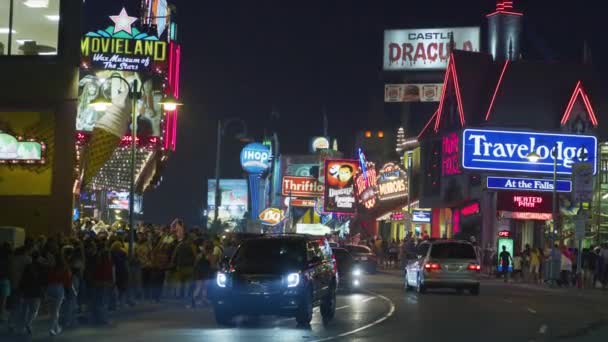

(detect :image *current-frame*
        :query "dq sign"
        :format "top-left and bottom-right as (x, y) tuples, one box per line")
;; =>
(240, 143), (271, 174)
(259, 208), (284, 226)
(462, 129), (597, 175)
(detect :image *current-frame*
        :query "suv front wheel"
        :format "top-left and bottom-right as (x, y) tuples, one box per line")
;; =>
(214, 307), (234, 326)
(295, 290), (313, 326)
(320, 286), (336, 322)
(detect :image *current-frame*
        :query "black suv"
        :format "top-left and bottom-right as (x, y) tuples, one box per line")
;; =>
(213, 234), (337, 326)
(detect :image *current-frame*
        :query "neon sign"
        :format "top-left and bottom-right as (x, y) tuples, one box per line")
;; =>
(377, 163), (408, 201)
(462, 129), (598, 175)
(81, 7), (168, 72)
(498, 230), (510, 238)
(461, 202), (480, 216)
(0, 132), (45, 164)
(497, 192), (552, 213)
(442, 132), (461, 176)
(355, 157), (378, 208)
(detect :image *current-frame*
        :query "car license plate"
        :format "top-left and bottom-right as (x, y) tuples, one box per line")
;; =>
(360, 256), (367, 261)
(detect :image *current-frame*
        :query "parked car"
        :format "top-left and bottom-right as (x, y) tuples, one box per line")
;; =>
(343, 244), (377, 273)
(404, 240), (481, 295)
(213, 234), (337, 326)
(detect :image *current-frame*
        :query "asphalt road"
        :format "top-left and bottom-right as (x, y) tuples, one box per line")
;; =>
(7, 271), (608, 342)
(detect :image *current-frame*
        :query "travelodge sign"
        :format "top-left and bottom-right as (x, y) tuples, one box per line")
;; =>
(462, 129), (597, 175)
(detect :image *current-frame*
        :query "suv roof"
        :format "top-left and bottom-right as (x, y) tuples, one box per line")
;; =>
(258, 233), (330, 241)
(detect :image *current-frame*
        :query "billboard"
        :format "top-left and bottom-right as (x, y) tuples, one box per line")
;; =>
(106, 191), (143, 213)
(77, 70), (164, 136)
(324, 159), (359, 213)
(282, 176), (324, 197)
(0, 112), (54, 196)
(80, 7), (168, 73)
(384, 84), (443, 102)
(383, 27), (480, 70)
(207, 179), (248, 228)
(412, 210), (432, 223)
(462, 129), (598, 175)
(377, 163), (408, 201)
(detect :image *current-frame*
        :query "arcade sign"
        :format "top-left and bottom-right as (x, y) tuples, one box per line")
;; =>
(240, 143), (271, 174)
(282, 176), (324, 197)
(487, 176), (572, 193)
(259, 208), (285, 226)
(80, 8), (167, 72)
(462, 129), (597, 175)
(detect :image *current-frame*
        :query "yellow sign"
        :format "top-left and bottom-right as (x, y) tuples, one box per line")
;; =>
(81, 37), (167, 62)
(259, 208), (285, 226)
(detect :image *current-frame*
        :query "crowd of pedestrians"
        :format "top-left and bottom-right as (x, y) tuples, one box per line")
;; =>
(0, 218), (233, 337)
(485, 242), (608, 289)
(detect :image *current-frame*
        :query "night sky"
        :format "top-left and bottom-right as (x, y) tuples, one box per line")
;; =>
(142, 0), (606, 226)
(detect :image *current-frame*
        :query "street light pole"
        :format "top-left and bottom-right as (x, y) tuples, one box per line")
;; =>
(214, 120), (222, 223)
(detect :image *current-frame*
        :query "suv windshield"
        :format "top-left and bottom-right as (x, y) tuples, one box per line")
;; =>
(232, 239), (306, 272)
(430, 243), (477, 259)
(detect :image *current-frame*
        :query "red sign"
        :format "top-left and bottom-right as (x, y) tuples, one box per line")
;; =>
(355, 164), (378, 209)
(498, 230), (511, 238)
(461, 202), (480, 216)
(282, 176), (324, 197)
(497, 192), (552, 214)
(500, 211), (553, 221)
(290, 199), (316, 207)
(442, 132), (461, 176)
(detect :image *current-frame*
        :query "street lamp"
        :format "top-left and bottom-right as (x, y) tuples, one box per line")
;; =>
(526, 143), (558, 285)
(89, 76), (181, 258)
(214, 118), (250, 225)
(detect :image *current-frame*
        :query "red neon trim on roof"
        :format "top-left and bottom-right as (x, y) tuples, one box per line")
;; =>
(486, 11), (523, 17)
(434, 61), (451, 132)
(450, 58), (466, 127)
(561, 81), (599, 127)
(580, 88), (599, 126)
(418, 111), (438, 140)
(485, 60), (510, 121)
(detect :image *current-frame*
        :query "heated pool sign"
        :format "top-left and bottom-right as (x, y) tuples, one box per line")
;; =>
(462, 129), (597, 175)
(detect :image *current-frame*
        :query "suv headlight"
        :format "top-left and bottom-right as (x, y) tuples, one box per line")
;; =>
(352, 268), (362, 277)
(217, 272), (227, 288)
(286, 273), (300, 287)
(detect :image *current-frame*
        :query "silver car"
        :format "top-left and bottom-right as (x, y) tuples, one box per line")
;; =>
(404, 240), (481, 295)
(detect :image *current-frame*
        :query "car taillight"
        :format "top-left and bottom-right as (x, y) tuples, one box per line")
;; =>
(424, 262), (441, 271)
(467, 263), (481, 271)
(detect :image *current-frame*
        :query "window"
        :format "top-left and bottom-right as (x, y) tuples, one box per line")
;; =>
(430, 243), (477, 259)
(416, 243), (430, 257)
(0, 0), (60, 56)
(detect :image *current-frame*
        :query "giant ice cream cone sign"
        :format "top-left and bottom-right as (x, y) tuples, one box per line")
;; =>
(83, 83), (131, 186)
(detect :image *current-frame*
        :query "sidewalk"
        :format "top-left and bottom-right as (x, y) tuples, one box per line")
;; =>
(0, 299), (197, 340)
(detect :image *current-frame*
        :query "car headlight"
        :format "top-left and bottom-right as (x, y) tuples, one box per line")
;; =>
(352, 268), (362, 277)
(217, 272), (227, 288)
(286, 273), (300, 287)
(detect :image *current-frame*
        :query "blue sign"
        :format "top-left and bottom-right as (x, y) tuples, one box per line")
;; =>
(412, 210), (432, 223)
(240, 143), (271, 174)
(462, 129), (597, 175)
(487, 176), (572, 193)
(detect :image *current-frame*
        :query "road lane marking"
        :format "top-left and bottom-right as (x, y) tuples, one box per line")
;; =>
(527, 307), (537, 314)
(310, 291), (396, 342)
(361, 296), (376, 303)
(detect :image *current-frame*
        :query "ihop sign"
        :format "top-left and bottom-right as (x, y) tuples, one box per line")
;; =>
(462, 129), (597, 175)
(240, 143), (271, 174)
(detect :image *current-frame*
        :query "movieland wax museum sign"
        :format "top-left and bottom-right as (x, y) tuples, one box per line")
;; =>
(81, 8), (167, 72)
(462, 129), (597, 176)
(383, 27), (480, 70)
